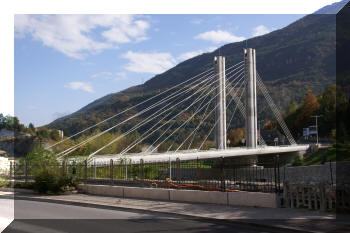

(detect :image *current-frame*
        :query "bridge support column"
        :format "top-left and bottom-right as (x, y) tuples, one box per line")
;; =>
(214, 56), (227, 150)
(244, 48), (258, 148)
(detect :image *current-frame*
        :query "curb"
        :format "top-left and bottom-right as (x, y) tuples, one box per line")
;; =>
(0, 187), (34, 193)
(14, 194), (318, 233)
(0, 187), (78, 195)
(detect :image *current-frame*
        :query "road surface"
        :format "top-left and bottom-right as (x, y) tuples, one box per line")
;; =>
(0, 193), (275, 233)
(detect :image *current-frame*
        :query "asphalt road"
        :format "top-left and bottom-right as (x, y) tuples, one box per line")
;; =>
(0, 195), (275, 233)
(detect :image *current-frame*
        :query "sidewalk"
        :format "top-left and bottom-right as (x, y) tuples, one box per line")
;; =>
(6, 190), (348, 233)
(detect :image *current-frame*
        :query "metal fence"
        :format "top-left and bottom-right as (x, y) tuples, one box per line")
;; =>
(5, 158), (349, 212)
(282, 183), (349, 211)
(9, 156), (283, 193)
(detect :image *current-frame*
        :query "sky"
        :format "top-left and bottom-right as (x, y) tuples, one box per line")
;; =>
(8, 0), (341, 127)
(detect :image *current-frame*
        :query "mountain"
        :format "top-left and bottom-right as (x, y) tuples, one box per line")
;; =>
(48, 1), (347, 140)
(314, 0), (349, 14)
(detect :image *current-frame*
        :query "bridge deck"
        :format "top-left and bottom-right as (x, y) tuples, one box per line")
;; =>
(92, 145), (309, 163)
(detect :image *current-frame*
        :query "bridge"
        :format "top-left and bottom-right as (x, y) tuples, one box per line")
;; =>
(49, 48), (309, 164)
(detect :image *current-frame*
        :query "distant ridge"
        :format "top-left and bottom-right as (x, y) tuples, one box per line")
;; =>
(47, 1), (347, 136)
(314, 0), (349, 14)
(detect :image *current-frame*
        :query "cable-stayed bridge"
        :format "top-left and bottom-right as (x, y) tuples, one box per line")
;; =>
(49, 48), (309, 164)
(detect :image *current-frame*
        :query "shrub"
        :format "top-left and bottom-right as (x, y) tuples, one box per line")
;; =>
(13, 182), (34, 189)
(291, 156), (303, 166)
(0, 177), (10, 187)
(33, 169), (75, 194)
(21, 144), (79, 194)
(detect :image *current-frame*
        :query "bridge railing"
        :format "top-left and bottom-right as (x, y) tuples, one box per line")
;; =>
(61, 156), (283, 193)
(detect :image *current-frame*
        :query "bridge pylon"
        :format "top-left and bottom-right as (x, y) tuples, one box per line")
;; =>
(244, 48), (258, 148)
(214, 56), (227, 150)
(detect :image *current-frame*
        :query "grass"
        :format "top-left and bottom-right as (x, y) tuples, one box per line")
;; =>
(294, 143), (350, 166)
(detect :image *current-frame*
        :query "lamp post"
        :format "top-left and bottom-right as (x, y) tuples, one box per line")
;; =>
(311, 115), (322, 145)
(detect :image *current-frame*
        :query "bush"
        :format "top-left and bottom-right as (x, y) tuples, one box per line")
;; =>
(0, 177), (10, 187)
(291, 156), (303, 166)
(33, 170), (75, 194)
(13, 182), (34, 189)
(22, 144), (79, 194)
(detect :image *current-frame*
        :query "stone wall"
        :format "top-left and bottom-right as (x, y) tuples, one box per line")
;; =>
(0, 137), (35, 157)
(78, 184), (277, 208)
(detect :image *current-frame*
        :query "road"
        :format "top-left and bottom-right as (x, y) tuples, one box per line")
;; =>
(0, 193), (275, 233)
(0, 192), (13, 233)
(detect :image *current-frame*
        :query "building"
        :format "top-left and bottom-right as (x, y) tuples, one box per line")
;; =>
(0, 150), (11, 175)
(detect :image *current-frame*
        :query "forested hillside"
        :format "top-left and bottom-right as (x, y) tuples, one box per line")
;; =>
(47, 2), (347, 151)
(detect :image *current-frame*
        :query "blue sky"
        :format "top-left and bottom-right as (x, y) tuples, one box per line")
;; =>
(14, 14), (307, 127)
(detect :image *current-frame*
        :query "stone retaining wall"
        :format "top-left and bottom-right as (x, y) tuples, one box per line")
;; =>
(77, 184), (277, 208)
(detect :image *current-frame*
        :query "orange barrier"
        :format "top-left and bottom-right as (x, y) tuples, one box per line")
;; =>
(135, 178), (241, 192)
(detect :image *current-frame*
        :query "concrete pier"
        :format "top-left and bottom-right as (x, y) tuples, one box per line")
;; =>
(214, 56), (227, 150)
(244, 48), (258, 148)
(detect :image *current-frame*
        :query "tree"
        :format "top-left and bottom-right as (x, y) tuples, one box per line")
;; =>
(49, 130), (60, 141)
(285, 101), (299, 116)
(263, 119), (277, 130)
(29, 123), (35, 133)
(227, 128), (245, 146)
(37, 127), (49, 139)
(0, 114), (5, 129)
(10, 117), (21, 131)
(317, 85), (346, 137)
(337, 97), (350, 143)
(294, 90), (320, 133)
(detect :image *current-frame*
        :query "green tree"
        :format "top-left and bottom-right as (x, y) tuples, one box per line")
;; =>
(29, 123), (35, 133)
(37, 127), (49, 139)
(285, 101), (299, 116)
(24, 144), (57, 168)
(0, 114), (5, 129)
(49, 130), (60, 141)
(317, 85), (346, 137)
(11, 117), (21, 131)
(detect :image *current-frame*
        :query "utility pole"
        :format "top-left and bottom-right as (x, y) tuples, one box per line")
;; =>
(244, 48), (258, 148)
(214, 56), (227, 150)
(311, 115), (322, 145)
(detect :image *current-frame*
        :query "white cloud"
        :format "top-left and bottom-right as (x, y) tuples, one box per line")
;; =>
(64, 82), (94, 93)
(252, 25), (271, 37)
(91, 72), (113, 78)
(14, 15), (150, 59)
(122, 51), (176, 74)
(91, 71), (127, 80)
(195, 30), (245, 44)
(178, 47), (217, 61)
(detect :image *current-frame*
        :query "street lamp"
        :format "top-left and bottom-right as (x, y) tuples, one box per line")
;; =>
(311, 115), (322, 145)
